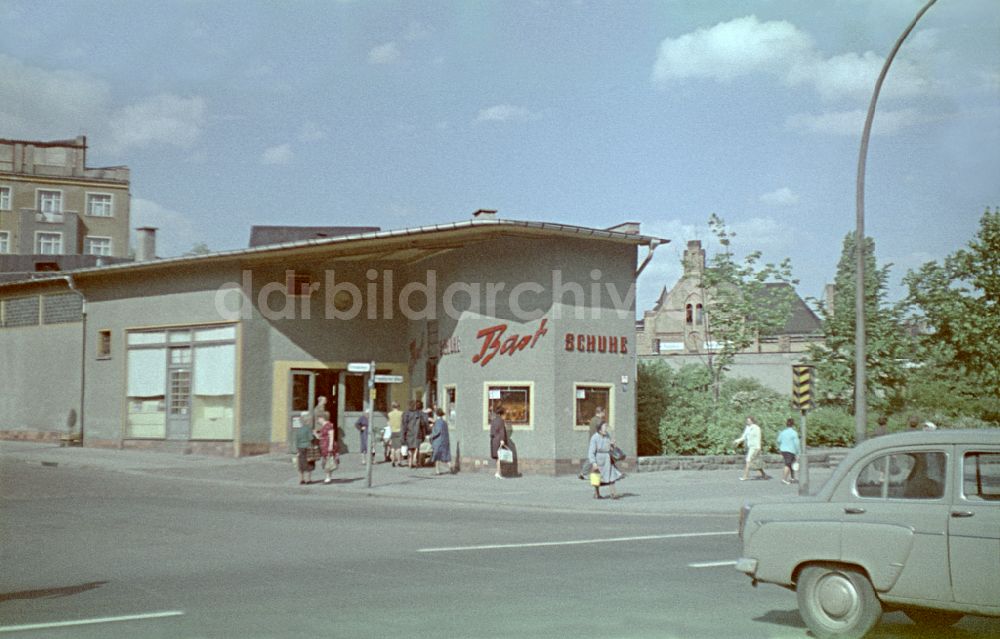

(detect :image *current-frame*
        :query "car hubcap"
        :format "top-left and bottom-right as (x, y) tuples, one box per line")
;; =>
(817, 573), (857, 620)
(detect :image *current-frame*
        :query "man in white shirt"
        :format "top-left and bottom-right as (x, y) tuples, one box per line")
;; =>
(733, 416), (769, 481)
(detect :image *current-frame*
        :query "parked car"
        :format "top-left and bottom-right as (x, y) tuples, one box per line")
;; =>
(736, 429), (1000, 639)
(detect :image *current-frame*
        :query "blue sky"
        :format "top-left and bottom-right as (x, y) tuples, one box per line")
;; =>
(2, 0), (997, 312)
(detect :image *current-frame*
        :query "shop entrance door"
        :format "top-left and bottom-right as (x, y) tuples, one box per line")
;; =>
(288, 368), (339, 453)
(166, 346), (192, 440)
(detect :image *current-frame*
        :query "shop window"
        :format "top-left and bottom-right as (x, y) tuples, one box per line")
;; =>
(345, 369), (391, 412)
(486, 383), (532, 428)
(126, 325), (236, 440)
(574, 384), (612, 430)
(97, 329), (111, 359)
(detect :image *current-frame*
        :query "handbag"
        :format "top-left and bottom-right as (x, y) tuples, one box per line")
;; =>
(306, 445), (322, 462)
(609, 445), (626, 463)
(498, 445), (513, 464)
(324, 456), (339, 473)
(792, 461), (800, 472)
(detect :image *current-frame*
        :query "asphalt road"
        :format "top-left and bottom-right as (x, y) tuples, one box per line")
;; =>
(2, 461), (998, 639)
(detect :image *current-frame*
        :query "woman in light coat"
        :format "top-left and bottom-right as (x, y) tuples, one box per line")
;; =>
(588, 421), (622, 499)
(429, 407), (451, 475)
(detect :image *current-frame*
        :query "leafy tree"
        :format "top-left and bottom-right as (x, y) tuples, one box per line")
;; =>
(636, 361), (670, 455)
(184, 242), (212, 256)
(808, 233), (911, 414)
(904, 208), (1000, 423)
(700, 214), (798, 398)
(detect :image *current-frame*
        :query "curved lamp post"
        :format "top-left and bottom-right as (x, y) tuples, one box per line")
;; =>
(854, 0), (937, 443)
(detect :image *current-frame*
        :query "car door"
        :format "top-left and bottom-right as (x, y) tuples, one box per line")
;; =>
(841, 447), (952, 600)
(949, 446), (1000, 609)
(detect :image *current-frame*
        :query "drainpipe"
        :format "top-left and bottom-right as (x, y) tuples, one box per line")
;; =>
(635, 239), (661, 278)
(61, 275), (86, 445)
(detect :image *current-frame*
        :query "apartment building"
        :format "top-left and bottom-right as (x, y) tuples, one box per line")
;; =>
(0, 136), (130, 264)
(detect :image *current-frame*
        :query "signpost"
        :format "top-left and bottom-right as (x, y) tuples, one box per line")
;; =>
(792, 365), (815, 496)
(353, 364), (404, 489)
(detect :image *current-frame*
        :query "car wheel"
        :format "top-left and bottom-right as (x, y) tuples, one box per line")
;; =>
(797, 564), (882, 639)
(902, 607), (963, 628)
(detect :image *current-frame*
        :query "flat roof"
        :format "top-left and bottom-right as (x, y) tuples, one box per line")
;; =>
(0, 218), (668, 291)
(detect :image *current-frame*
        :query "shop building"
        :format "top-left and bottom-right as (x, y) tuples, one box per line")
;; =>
(0, 212), (663, 474)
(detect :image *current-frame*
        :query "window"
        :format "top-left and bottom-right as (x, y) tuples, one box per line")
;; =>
(685, 304), (693, 324)
(35, 232), (63, 255)
(38, 190), (62, 213)
(84, 236), (112, 256)
(344, 369), (391, 412)
(486, 383), (532, 428)
(97, 330), (112, 359)
(0, 231), (9, 254)
(126, 325), (236, 440)
(86, 193), (113, 217)
(575, 384), (612, 430)
(0, 186), (10, 210)
(856, 452), (946, 500)
(696, 303), (704, 325)
(963, 452), (1000, 501)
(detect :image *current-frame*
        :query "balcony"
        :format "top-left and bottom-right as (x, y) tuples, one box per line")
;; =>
(23, 209), (77, 224)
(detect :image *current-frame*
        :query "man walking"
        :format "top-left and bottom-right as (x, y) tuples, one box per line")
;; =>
(733, 416), (768, 481)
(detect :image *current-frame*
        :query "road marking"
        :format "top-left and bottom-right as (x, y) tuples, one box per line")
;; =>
(688, 560), (738, 568)
(418, 531), (735, 553)
(0, 611), (184, 633)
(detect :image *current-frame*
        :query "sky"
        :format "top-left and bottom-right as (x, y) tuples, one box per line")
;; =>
(2, 0), (998, 313)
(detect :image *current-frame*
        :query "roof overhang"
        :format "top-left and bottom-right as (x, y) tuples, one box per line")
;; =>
(0, 219), (669, 292)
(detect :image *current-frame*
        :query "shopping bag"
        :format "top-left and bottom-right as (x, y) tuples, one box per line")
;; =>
(324, 456), (339, 473)
(498, 445), (513, 464)
(589, 471), (601, 487)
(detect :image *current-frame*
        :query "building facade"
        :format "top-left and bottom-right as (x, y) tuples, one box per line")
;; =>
(0, 137), (131, 264)
(636, 240), (823, 394)
(0, 213), (660, 475)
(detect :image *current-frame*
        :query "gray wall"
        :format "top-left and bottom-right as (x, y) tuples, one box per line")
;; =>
(0, 322), (82, 434)
(639, 352), (811, 396)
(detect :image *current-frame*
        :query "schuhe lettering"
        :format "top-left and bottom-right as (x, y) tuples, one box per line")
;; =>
(564, 333), (628, 354)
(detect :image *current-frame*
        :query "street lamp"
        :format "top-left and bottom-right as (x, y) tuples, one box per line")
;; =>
(854, 0), (937, 444)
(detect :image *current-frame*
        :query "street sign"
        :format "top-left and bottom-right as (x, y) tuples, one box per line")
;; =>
(347, 362), (371, 373)
(373, 374), (403, 384)
(792, 365), (815, 411)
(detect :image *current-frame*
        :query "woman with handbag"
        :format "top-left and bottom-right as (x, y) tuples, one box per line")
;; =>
(318, 418), (339, 484)
(489, 406), (507, 479)
(588, 421), (623, 499)
(294, 411), (317, 485)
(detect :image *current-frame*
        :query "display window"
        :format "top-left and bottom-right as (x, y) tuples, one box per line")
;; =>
(574, 384), (613, 431)
(484, 382), (533, 429)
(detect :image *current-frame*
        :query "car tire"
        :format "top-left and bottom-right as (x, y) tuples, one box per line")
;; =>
(797, 564), (882, 639)
(902, 607), (963, 628)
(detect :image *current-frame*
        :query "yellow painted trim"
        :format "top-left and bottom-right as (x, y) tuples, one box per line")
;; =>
(571, 382), (616, 431)
(482, 380), (535, 431)
(270, 360), (409, 444)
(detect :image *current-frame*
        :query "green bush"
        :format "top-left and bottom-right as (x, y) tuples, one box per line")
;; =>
(804, 406), (857, 447)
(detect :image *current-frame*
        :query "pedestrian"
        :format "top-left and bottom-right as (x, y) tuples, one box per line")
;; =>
(908, 415), (920, 430)
(412, 401), (429, 468)
(733, 416), (768, 481)
(777, 418), (800, 485)
(873, 415), (888, 438)
(490, 406), (507, 479)
(387, 401), (403, 466)
(295, 410), (316, 485)
(430, 407), (451, 475)
(318, 418), (338, 484)
(355, 408), (370, 464)
(588, 406), (606, 436)
(588, 421), (623, 499)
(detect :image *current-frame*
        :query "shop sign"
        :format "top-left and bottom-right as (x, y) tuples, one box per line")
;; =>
(472, 318), (549, 367)
(564, 333), (629, 354)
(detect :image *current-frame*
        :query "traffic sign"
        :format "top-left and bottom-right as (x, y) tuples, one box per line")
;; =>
(373, 374), (403, 384)
(792, 365), (815, 411)
(347, 362), (371, 373)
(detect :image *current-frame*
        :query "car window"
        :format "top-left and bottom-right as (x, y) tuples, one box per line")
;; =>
(963, 452), (1000, 502)
(856, 452), (945, 500)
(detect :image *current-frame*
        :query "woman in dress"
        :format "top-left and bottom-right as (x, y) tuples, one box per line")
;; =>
(429, 407), (451, 475)
(587, 421), (622, 499)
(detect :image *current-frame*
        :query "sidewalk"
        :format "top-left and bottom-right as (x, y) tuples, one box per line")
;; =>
(0, 441), (836, 516)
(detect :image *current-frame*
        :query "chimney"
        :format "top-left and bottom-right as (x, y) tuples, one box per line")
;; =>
(472, 209), (497, 220)
(135, 227), (158, 262)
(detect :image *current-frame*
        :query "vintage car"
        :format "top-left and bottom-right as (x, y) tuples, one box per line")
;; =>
(736, 429), (1000, 639)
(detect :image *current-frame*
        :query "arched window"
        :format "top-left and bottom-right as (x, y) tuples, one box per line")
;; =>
(685, 304), (693, 324)
(696, 303), (704, 325)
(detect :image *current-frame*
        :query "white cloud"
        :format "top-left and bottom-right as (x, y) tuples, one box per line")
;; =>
(368, 42), (401, 65)
(652, 15), (813, 83)
(475, 104), (536, 123)
(0, 53), (109, 139)
(297, 121), (328, 142)
(729, 216), (793, 253)
(652, 15), (934, 102)
(260, 143), (294, 165)
(108, 94), (206, 152)
(759, 187), (799, 206)
(785, 108), (930, 136)
(131, 197), (198, 258)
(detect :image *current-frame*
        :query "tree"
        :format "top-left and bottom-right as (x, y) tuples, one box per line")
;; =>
(700, 214), (798, 398)
(184, 242), (211, 256)
(636, 361), (670, 456)
(809, 233), (911, 414)
(904, 208), (1000, 422)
